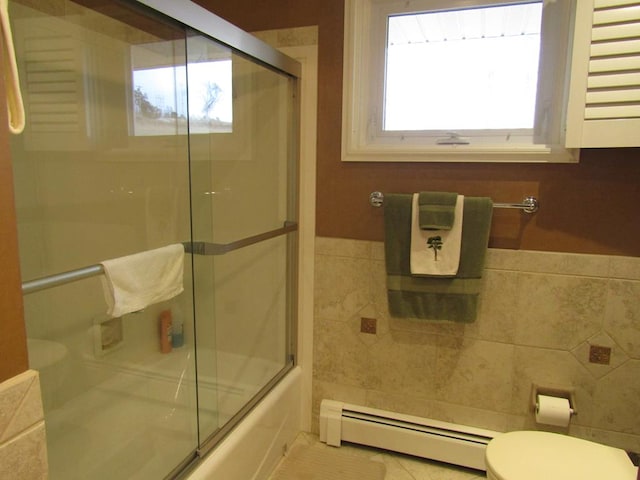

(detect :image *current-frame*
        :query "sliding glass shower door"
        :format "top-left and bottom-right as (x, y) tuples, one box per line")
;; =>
(186, 30), (298, 445)
(9, 0), (299, 478)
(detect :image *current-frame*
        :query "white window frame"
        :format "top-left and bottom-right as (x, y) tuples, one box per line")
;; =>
(341, 0), (580, 163)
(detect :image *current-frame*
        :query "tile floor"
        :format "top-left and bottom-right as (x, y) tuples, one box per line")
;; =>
(268, 432), (487, 480)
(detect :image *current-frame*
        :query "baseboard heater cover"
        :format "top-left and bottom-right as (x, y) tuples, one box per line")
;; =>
(319, 399), (500, 471)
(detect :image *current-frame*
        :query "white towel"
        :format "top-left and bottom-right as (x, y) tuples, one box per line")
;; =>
(410, 193), (464, 276)
(100, 244), (184, 317)
(1, 0), (25, 134)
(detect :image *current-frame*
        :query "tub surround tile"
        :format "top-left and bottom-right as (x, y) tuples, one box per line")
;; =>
(0, 370), (47, 480)
(0, 423), (48, 480)
(0, 370), (43, 443)
(313, 237), (640, 452)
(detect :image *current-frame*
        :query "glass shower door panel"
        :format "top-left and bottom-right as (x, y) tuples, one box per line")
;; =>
(187, 33), (297, 442)
(10, 1), (198, 478)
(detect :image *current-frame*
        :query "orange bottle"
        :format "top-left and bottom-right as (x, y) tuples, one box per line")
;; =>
(159, 310), (173, 353)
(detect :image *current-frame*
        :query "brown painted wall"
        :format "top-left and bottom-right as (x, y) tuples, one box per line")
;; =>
(0, 48), (28, 382)
(198, 0), (640, 257)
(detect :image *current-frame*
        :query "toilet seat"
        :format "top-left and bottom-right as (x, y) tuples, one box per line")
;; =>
(485, 431), (637, 480)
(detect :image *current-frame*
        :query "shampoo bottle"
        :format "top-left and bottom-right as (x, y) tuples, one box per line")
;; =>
(159, 310), (173, 353)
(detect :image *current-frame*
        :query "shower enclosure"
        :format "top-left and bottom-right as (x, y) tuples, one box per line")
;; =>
(9, 0), (299, 478)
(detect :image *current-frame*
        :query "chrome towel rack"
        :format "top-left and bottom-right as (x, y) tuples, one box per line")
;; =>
(369, 191), (539, 214)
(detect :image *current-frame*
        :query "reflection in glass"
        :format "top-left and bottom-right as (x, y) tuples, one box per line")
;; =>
(132, 42), (233, 136)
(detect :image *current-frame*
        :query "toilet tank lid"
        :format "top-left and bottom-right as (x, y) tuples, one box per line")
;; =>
(485, 431), (637, 480)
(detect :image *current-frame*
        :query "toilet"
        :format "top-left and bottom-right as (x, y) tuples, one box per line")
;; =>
(485, 431), (638, 480)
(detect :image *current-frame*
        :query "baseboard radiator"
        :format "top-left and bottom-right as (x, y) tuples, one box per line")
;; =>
(319, 400), (500, 471)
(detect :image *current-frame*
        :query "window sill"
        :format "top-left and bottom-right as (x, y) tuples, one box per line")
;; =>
(341, 142), (580, 163)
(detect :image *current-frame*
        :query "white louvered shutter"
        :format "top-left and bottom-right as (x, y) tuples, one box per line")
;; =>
(565, 0), (640, 148)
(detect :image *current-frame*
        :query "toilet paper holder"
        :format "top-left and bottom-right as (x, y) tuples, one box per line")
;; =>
(530, 384), (577, 417)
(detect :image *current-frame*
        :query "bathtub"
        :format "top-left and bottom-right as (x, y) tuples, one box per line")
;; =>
(39, 343), (301, 479)
(186, 366), (302, 480)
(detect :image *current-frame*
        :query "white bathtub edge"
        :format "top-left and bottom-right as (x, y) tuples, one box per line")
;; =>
(187, 366), (302, 480)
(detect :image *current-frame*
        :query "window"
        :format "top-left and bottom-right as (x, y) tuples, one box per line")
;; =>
(342, 0), (579, 162)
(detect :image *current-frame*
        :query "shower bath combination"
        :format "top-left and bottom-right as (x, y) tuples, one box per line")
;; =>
(9, 0), (301, 478)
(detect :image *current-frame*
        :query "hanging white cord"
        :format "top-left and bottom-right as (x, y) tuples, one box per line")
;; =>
(0, 0), (25, 134)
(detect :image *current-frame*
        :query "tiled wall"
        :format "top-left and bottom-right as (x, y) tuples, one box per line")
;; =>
(0, 370), (48, 479)
(313, 237), (640, 452)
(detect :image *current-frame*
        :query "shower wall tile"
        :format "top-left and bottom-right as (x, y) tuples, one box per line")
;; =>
(0, 370), (48, 480)
(312, 239), (640, 452)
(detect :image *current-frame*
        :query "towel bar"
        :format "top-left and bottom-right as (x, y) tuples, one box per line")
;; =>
(21, 222), (298, 295)
(369, 191), (539, 214)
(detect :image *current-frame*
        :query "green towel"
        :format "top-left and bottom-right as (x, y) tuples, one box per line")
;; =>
(418, 191), (458, 230)
(383, 193), (493, 322)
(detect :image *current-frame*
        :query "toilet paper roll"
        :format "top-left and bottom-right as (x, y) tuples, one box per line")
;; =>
(535, 394), (573, 427)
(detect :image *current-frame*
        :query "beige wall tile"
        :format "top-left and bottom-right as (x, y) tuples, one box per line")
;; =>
(370, 332), (438, 398)
(312, 238), (640, 452)
(434, 337), (515, 414)
(518, 251), (611, 277)
(315, 237), (372, 259)
(0, 371), (43, 443)
(514, 273), (607, 350)
(605, 279), (640, 359)
(466, 270), (520, 343)
(610, 256), (640, 281)
(0, 423), (48, 480)
(314, 254), (371, 320)
(485, 248), (522, 271)
(0, 371), (47, 480)
(592, 360), (640, 435)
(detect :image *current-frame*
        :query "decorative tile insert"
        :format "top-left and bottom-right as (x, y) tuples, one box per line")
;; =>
(571, 332), (629, 379)
(360, 317), (377, 334)
(589, 345), (611, 365)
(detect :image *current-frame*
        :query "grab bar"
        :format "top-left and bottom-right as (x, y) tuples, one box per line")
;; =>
(368, 191), (539, 214)
(21, 221), (298, 295)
